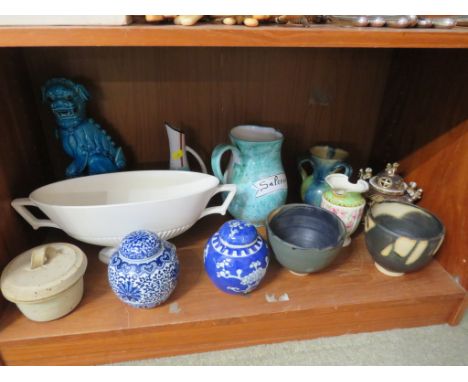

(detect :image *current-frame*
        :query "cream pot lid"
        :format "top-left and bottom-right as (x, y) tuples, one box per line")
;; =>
(0, 243), (87, 303)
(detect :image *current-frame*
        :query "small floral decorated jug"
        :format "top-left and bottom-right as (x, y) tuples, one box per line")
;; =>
(321, 174), (369, 246)
(108, 230), (179, 308)
(204, 220), (269, 294)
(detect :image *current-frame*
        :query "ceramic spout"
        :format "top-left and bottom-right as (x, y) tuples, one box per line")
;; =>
(166, 122), (190, 171)
(165, 122), (207, 173)
(325, 173), (369, 196)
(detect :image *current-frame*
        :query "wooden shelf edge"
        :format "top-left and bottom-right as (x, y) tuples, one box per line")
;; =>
(1, 25), (468, 48)
(0, 293), (463, 365)
(448, 293), (468, 325)
(0, 221), (465, 365)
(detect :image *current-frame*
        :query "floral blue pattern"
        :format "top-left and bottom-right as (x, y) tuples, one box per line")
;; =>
(204, 220), (269, 295)
(108, 230), (179, 309)
(116, 281), (141, 302)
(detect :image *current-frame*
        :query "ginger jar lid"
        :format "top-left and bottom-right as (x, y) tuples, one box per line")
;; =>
(0, 243), (87, 303)
(118, 230), (163, 261)
(211, 220), (266, 257)
(208, 219), (267, 257)
(369, 162), (407, 196)
(218, 220), (258, 247)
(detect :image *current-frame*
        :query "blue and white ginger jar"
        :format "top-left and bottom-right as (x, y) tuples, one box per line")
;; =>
(108, 230), (179, 308)
(204, 220), (269, 294)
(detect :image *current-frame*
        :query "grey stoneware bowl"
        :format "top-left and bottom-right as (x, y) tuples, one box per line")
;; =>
(364, 201), (445, 277)
(266, 204), (347, 276)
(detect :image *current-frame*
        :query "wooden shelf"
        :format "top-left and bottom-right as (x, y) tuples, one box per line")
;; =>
(0, 24), (468, 48)
(0, 215), (465, 365)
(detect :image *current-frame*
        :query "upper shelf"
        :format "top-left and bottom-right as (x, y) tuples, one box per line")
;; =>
(1, 24), (468, 48)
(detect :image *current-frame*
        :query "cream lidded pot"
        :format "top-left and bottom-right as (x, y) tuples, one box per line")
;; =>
(0, 243), (87, 322)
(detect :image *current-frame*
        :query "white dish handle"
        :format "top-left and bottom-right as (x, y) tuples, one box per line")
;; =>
(11, 198), (60, 230)
(199, 184), (236, 219)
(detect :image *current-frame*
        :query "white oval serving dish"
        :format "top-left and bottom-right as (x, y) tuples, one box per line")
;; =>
(11, 171), (236, 248)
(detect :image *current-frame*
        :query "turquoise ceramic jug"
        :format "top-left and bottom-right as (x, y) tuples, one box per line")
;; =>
(211, 125), (287, 226)
(298, 145), (352, 206)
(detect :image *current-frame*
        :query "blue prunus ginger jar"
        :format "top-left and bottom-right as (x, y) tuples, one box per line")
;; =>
(204, 220), (269, 294)
(108, 230), (179, 308)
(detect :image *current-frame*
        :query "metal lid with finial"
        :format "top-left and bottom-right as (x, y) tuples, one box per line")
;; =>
(369, 163), (407, 196)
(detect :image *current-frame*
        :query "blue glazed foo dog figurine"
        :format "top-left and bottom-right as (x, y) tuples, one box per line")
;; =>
(42, 78), (126, 177)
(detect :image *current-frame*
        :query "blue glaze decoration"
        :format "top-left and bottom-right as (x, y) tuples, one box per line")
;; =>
(108, 230), (179, 309)
(298, 145), (352, 206)
(211, 125), (287, 226)
(204, 220), (269, 295)
(42, 78), (126, 178)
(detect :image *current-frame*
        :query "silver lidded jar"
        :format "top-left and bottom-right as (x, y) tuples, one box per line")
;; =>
(359, 162), (423, 205)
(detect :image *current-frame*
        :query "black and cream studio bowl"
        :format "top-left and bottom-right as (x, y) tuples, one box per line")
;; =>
(364, 201), (445, 276)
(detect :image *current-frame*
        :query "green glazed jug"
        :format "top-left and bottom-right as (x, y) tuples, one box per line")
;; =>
(298, 145), (353, 206)
(211, 125), (288, 226)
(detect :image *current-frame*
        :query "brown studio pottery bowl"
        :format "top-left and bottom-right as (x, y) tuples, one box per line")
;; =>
(266, 204), (347, 276)
(364, 201), (445, 277)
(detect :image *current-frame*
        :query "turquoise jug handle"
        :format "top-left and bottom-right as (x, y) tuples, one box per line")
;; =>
(298, 157), (314, 181)
(331, 162), (353, 177)
(211, 144), (241, 184)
